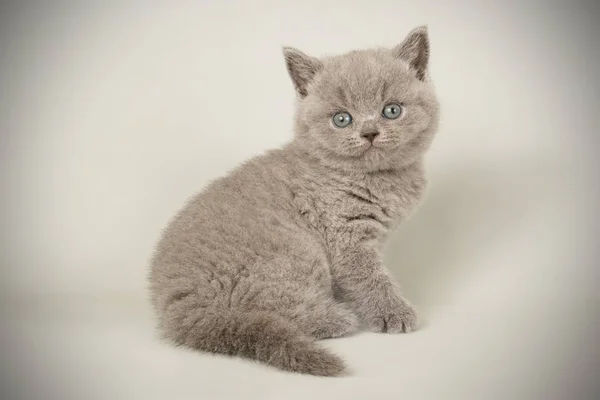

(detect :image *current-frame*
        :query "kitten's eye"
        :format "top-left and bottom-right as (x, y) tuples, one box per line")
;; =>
(332, 112), (352, 128)
(382, 103), (403, 119)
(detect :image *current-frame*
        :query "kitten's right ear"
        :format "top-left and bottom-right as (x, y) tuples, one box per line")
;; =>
(282, 47), (323, 97)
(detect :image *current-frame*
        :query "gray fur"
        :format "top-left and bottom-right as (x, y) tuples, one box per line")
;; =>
(149, 26), (439, 376)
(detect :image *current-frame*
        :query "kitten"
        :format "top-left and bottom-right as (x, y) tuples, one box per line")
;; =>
(149, 26), (439, 376)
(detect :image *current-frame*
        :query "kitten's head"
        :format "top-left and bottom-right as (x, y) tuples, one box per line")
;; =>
(284, 26), (439, 172)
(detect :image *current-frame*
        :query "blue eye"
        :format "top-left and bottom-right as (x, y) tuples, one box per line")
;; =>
(332, 112), (352, 128)
(382, 103), (403, 119)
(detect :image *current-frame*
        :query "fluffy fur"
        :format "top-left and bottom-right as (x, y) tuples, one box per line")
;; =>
(149, 26), (440, 376)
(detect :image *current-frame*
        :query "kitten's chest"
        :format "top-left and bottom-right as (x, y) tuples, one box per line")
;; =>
(294, 166), (426, 238)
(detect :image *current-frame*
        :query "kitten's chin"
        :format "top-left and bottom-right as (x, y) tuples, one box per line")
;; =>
(294, 140), (410, 173)
(337, 146), (403, 173)
(361, 145), (384, 158)
(361, 148), (399, 170)
(351, 142), (390, 158)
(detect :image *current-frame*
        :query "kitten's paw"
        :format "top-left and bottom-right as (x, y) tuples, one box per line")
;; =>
(367, 302), (418, 334)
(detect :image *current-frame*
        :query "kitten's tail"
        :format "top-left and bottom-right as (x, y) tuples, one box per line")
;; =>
(160, 304), (346, 376)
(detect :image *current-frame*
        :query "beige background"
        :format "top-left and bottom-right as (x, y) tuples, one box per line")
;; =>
(1, 1), (599, 399)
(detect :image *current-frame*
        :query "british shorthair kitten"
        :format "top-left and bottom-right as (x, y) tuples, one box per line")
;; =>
(149, 26), (439, 376)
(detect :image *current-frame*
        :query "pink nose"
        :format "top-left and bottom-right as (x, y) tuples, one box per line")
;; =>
(360, 131), (379, 142)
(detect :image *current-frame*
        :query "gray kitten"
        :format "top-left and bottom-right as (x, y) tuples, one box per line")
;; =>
(149, 26), (439, 376)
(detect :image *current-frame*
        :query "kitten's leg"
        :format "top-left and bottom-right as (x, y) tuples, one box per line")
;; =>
(331, 244), (418, 333)
(240, 284), (359, 339)
(291, 296), (359, 339)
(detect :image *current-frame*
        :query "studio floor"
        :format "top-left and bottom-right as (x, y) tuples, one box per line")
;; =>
(5, 228), (598, 400)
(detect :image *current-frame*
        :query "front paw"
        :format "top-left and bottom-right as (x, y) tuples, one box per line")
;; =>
(366, 301), (418, 333)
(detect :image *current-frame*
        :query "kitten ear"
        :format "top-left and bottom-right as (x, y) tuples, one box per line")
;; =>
(282, 47), (323, 97)
(392, 26), (430, 81)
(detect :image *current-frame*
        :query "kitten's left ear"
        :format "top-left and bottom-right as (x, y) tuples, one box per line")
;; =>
(393, 26), (430, 81)
(282, 47), (323, 97)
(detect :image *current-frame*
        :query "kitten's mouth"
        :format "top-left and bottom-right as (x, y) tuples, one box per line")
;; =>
(359, 143), (393, 160)
(363, 143), (380, 152)
(351, 142), (385, 158)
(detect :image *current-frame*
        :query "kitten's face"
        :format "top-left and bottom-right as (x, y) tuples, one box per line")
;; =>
(285, 27), (439, 172)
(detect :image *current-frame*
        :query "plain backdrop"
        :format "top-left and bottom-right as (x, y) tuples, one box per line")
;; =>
(1, 1), (599, 399)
